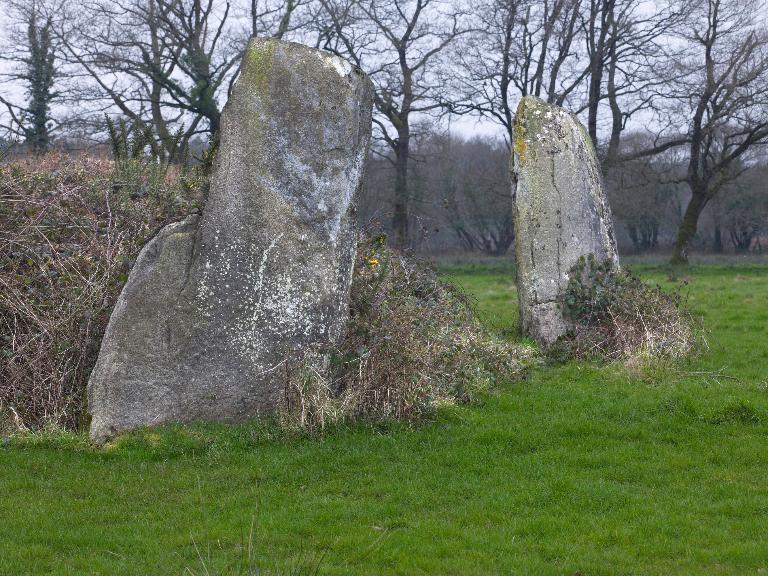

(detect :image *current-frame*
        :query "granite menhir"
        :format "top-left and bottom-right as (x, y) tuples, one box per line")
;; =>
(511, 97), (618, 346)
(88, 38), (374, 443)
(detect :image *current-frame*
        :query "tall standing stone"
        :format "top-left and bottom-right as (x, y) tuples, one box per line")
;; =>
(511, 96), (618, 345)
(88, 38), (374, 443)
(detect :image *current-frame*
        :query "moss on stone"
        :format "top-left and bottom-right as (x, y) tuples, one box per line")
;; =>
(241, 39), (277, 96)
(514, 97), (552, 165)
(513, 117), (527, 164)
(513, 97), (534, 164)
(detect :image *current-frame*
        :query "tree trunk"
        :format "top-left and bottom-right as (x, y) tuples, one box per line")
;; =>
(730, 225), (754, 252)
(627, 224), (641, 253)
(27, 14), (55, 154)
(586, 0), (610, 149)
(392, 136), (410, 249)
(208, 111), (221, 143)
(713, 225), (723, 253)
(670, 191), (708, 265)
(148, 0), (172, 162)
(604, 34), (622, 170)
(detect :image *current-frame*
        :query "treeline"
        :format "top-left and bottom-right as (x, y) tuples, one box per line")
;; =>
(1, 0), (768, 263)
(360, 132), (768, 255)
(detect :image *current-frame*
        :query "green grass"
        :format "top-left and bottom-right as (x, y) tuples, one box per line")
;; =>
(2, 262), (767, 575)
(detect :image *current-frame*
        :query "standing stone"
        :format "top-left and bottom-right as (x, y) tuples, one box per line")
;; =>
(511, 96), (618, 346)
(88, 38), (373, 443)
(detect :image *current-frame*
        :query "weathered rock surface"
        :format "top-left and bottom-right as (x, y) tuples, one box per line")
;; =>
(511, 96), (618, 345)
(88, 38), (373, 443)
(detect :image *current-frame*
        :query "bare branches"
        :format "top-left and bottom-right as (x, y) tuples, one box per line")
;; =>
(52, 0), (248, 157)
(320, 0), (471, 247)
(666, 0), (768, 263)
(0, 0), (66, 152)
(249, 0), (315, 39)
(450, 0), (589, 144)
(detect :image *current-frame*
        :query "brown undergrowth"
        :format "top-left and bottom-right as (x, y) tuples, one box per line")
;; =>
(0, 154), (204, 430)
(553, 255), (703, 363)
(282, 235), (536, 432)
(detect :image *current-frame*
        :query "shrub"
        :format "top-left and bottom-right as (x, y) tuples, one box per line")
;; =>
(281, 235), (536, 432)
(0, 153), (204, 430)
(555, 255), (701, 362)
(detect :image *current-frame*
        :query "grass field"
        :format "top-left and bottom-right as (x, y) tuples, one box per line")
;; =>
(1, 262), (767, 575)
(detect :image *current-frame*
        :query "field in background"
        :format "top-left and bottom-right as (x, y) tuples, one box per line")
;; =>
(1, 262), (767, 575)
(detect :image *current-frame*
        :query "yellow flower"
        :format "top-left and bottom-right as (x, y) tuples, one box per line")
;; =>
(367, 258), (380, 267)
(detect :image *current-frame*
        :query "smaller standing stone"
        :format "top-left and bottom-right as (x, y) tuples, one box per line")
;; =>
(511, 96), (619, 345)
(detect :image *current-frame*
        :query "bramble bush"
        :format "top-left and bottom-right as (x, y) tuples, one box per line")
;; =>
(555, 255), (702, 363)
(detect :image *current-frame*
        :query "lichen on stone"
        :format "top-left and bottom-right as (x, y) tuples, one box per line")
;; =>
(87, 38), (374, 444)
(511, 96), (619, 347)
(241, 38), (277, 95)
(513, 116), (527, 163)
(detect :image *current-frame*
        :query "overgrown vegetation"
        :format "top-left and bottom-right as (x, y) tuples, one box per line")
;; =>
(283, 234), (534, 431)
(555, 255), (701, 362)
(0, 153), (204, 430)
(0, 154), (532, 435)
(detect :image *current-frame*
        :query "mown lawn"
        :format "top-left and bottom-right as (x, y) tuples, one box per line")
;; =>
(1, 262), (767, 575)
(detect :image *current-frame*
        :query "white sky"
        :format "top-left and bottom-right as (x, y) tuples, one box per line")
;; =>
(448, 114), (506, 141)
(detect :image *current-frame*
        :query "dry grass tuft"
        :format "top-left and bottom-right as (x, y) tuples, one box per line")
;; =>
(281, 235), (536, 432)
(554, 255), (703, 363)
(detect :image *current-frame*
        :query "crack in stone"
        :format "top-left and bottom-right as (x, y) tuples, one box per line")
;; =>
(255, 233), (284, 307)
(550, 150), (563, 296)
(512, 96), (619, 346)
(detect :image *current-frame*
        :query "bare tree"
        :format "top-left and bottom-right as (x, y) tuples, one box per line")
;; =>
(152, 0), (241, 139)
(452, 0), (582, 145)
(582, 0), (688, 169)
(606, 133), (687, 252)
(439, 136), (515, 255)
(56, 0), (255, 158)
(0, 0), (64, 153)
(358, 130), (517, 254)
(53, 0), (326, 157)
(669, 0), (768, 264)
(319, 0), (469, 248)
(453, 0), (690, 169)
